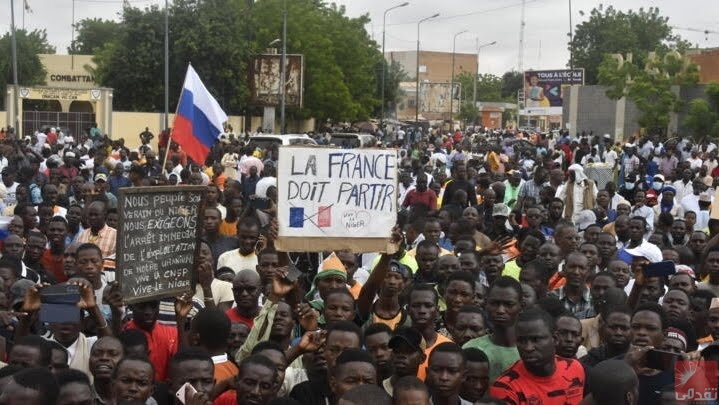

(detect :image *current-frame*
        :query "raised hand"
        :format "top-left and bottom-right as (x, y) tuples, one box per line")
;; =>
(296, 302), (319, 332)
(72, 279), (97, 309)
(174, 293), (195, 318)
(297, 330), (326, 353)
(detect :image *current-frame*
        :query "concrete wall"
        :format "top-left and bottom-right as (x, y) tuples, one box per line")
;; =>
(387, 51), (477, 83)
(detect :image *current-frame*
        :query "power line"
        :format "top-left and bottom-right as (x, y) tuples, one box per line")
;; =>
(382, 0), (542, 28)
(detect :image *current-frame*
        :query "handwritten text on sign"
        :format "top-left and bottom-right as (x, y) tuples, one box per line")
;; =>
(117, 186), (205, 304)
(278, 148), (397, 239)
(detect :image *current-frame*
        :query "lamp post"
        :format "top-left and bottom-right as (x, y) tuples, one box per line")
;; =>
(381, 2), (409, 132)
(164, 0), (169, 131)
(473, 40), (497, 122)
(415, 13), (439, 125)
(280, 0), (287, 134)
(449, 29), (468, 126)
(10, 0), (19, 133)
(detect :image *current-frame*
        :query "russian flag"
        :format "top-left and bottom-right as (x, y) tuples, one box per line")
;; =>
(172, 64), (228, 164)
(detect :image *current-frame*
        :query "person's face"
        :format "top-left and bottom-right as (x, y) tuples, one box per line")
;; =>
(255, 349), (287, 392)
(454, 165), (467, 180)
(50, 320), (82, 347)
(380, 271), (406, 298)
(206, 187), (218, 203)
(228, 322), (250, 354)
(57, 381), (94, 405)
(461, 360), (489, 401)
(324, 331), (361, 370)
(86, 203), (106, 230)
(331, 361), (377, 399)
(238, 225), (260, 255)
(233, 274), (262, 312)
(316, 274), (346, 300)
(416, 176), (428, 192)
(486, 286), (522, 328)
(130, 301), (160, 331)
(235, 363), (276, 405)
(549, 201), (563, 219)
(660, 337), (685, 355)
(538, 244), (561, 271)
(706, 252), (719, 278)
(462, 208), (479, 227)
(256, 253), (279, 287)
(554, 317), (582, 358)
(22, 206), (37, 230)
(520, 236), (541, 262)
(708, 309), (719, 340)
(435, 257), (460, 283)
(634, 192), (646, 205)
(111, 360), (154, 403)
(409, 290), (438, 328)
(25, 236), (45, 262)
(689, 232), (707, 254)
(602, 312), (632, 351)
(0, 379), (43, 405)
(596, 234), (617, 259)
(269, 302), (294, 338)
(671, 221), (687, 241)
(556, 227), (580, 254)
(480, 255), (504, 284)
(668, 274), (695, 295)
(324, 293), (355, 323)
(89, 338), (124, 381)
(423, 222), (442, 245)
(47, 221), (67, 246)
(516, 319), (556, 374)
(230, 199), (245, 217)
(204, 209), (221, 234)
(526, 209), (542, 228)
(76, 249), (103, 287)
(630, 310), (664, 347)
(67, 206), (83, 227)
(444, 280), (474, 314)
(336, 251), (358, 281)
(8, 216), (23, 236)
(662, 290), (690, 322)
(690, 297), (710, 333)
(393, 389), (430, 405)
(596, 191), (609, 207)
(458, 253), (479, 276)
(628, 220), (645, 242)
(453, 312), (486, 346)
(391, 341), (424, 378)
(416, 247), (439, 274)
(608, 262), (631, 288)
(590, 277), (616, 308)
(15, 186), (28, 203)
(563, 256), (589, 289)
(616, 204), (631, 217)
(482, 190), (496, 205)
(364, 332), (392, 375)
(170, 359), (215, 398)
(8, 344), (43, 368)
(693, 181), (705, 195)
(426, 352), (465, 397)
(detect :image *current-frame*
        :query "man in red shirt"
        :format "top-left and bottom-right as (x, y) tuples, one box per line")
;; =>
(123, 299), (179, 381)
(225, 269), (262, 328)
(402, 173), (437, 211)
(490, 307), (585, 405)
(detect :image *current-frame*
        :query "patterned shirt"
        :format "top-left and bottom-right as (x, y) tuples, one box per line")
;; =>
(77, 224), (117, 258)
(549, 286), (593, 316)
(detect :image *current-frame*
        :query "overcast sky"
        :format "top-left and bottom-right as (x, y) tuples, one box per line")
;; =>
(3, 0), (718, 76)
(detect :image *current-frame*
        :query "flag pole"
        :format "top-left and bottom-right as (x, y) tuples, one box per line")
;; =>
(162, 64), (189, 175)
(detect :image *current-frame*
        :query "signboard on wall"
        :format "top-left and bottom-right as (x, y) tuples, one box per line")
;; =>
(276, 147), (398, 253)
(419, 82), (461, 114)
(17, 87), (103, 101)
(250, 54), (304, 107)
(521, 69), (584, 116)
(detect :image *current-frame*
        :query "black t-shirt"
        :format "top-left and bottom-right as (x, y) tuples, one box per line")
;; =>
(289, 379), (332, 405)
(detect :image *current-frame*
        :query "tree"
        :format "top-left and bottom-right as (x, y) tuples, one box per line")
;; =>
(598, 50), (699, 133)
(376, 60), (408, 117)
(684, 83), (719, 140)
(70, 18), (122, 54)
(0, 29), (55, 110)
(570, 5), (690, 84)
(501, 71), (523, 100)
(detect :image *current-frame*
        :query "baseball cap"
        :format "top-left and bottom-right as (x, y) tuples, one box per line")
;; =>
(673, 264), (696, 279)
(389, 326), (426, 353)
(65, 151), (76, 158)
(10, 279), (36, 310)
(492, 203), (510, 218)
(575, 210), (597, 232)
(653, 174), (665, 182)
(95, 173), (108, 182)
(388, 260), (411, 279)
(624, 243), (663, 263)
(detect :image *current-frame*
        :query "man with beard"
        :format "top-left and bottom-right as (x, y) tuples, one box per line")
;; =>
(490, 307), (585, 404)
(89, 337), (124, 403)
(554, 313), (583, 358)
(364, 324), (394, 382)
(463, 276), (522, 384)
(581, 305), (633, 366)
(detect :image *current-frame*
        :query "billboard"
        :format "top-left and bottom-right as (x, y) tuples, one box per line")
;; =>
(250, 54), (304, 107)
(521, 69), (584, 116)
(419, 82), (461, 114)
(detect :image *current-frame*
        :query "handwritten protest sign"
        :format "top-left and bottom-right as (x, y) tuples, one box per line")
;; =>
(117, 186), (206, 304)
(277, 147), (398, 252)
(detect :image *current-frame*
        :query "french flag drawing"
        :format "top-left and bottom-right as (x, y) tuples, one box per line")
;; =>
(172, 64), (228, 164)
(290, 206), (332, 228)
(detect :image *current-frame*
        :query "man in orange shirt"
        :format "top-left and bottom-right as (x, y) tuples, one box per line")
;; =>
(123, 300), (179, 381)
(190, 307), (238, 381)
(408, 284), (452, 380)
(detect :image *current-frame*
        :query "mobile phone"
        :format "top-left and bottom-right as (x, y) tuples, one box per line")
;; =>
(646, 349), (680, 370)
(175, 382), (197, 404)
(39, 284), (81, 324)
(284, 265), (303, 284)
(643, 261), (676, 278)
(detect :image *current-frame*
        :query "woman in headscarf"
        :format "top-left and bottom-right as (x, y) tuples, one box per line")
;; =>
(555, 164), (598, 223)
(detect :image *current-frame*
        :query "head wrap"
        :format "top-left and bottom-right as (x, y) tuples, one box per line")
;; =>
(568, 164), (587, 184)
(665, 327), (687, 351)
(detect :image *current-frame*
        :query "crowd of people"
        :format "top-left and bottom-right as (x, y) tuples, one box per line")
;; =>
(0, 126), (718, 405)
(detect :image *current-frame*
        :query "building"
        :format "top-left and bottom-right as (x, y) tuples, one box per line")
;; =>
(386, 51), (477, 122)
(687, 48), (719, 84)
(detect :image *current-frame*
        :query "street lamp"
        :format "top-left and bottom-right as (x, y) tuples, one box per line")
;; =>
(280, 0), (287, 134)
(449, 29), (468, 126)
(473, 40), (497, 120)
(415, 13), (439, 125)
(381, 2), (409, 132)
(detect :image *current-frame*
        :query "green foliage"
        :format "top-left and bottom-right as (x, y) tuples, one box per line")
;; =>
(570, 5), (690, 85)
(70, 18), (122, 54)
(684, 82), (719, 140)
(377, 60), (409, 116)
(501, 71), (523, 99)
(0, 29), (54, 110)
(599, 50), (699, 132)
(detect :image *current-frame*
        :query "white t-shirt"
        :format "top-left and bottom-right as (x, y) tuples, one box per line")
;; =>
(217, 250), (259, 274)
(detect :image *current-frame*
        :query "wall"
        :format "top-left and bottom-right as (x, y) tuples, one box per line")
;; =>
(687, 49), (719, 84)
(387, 51), (477, 83)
